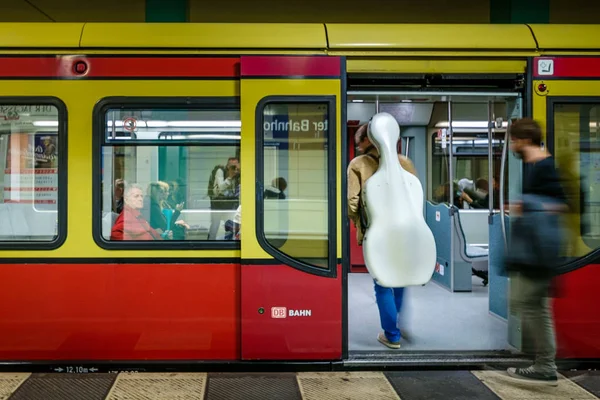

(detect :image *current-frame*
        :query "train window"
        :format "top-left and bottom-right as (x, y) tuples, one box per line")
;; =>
(0, 101), (65, 247)
(94, 99), (241, 248)
(430, 131), (505, 209)
(257, 100), (335, 273)
(553, 101), (600, 251)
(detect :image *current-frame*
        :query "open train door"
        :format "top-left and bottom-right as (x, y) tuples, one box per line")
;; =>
(239, 56), (344, 360)
(530, 56), (600, 359)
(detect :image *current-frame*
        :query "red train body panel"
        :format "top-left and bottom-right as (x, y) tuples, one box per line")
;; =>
(241, 264), (342, 360)
(554, 264), (600, 359)
(0, 263), (240, 360)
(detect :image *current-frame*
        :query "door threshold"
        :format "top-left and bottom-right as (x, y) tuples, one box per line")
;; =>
(344, 350), (530, 369)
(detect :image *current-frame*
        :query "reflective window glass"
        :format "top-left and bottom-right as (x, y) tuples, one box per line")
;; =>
(100, 107), (241, 242)
(0, 104), (61, 242)
(261, 102), (330, 268)
(429, 102), (507, 210)
(554, 102), (600, 252)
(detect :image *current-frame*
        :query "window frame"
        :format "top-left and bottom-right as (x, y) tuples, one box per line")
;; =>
(0, 97), (67, 250)
(255, 96), (337, 278)
(92, 96), (241, 250)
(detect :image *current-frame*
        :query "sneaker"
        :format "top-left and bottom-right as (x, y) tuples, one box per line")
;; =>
(377, 332), (401, 349)
(507, 366), (558, 386)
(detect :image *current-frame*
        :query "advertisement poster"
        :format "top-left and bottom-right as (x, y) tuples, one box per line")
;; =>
(3, 133), (58, 205)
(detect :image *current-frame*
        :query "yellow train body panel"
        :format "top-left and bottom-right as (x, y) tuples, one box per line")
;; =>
(533, 80), (600, 260)
(0, 79), (238, 259)
(529, 24), (600, 51)
(346, 59), (527, 74)
(326, 23), (537, 51)
(240, 79), (342, 261)
(0, 22), (599, 55)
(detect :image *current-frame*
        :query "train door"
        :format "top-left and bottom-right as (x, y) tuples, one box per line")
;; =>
(347, 120), (367, 272)
(346, 92), (522, 353)
(238, 56), (344, 360)
(530, 56), (600, 358)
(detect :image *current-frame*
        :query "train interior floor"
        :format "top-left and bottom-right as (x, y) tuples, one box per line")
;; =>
(1, 370), (598, 399)
(348, 272), (510, 351)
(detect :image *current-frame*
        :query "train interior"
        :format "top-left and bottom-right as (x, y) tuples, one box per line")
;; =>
(346, 92), (522, 353)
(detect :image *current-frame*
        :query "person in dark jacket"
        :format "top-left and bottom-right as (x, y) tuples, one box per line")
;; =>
(142, 181), (188, 240)
(504, 118), (567, 386)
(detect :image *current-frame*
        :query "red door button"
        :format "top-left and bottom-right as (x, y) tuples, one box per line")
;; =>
(73, 61), (88, 75)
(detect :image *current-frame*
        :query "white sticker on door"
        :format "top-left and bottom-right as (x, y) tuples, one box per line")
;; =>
(538, 59), (554, 76)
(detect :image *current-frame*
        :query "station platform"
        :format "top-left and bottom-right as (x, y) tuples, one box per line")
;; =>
(0, 369), (598, 399)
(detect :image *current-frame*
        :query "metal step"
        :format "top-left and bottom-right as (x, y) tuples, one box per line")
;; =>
(344, 350), (531, 369)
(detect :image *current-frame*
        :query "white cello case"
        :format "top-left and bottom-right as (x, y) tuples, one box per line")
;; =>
(362, 112), (437, 288)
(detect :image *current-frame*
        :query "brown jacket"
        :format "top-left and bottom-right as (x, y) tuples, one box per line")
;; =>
(347, 147), (417, 245)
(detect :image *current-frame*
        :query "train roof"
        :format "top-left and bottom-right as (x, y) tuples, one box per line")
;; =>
(0, 23), (599, 51)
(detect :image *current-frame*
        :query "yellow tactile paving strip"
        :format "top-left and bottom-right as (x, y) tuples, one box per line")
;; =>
(473, 371), (598, 400)
(297, 372), (400, 400)
(0, 374), (30, 400)
(105, 372), (206, 400)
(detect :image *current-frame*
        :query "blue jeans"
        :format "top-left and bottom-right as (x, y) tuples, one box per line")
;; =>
(374, 280), (405, 343)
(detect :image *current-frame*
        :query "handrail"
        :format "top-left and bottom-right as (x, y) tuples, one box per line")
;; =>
(487, 100), (494, 219)
(499, 125), (509, 248)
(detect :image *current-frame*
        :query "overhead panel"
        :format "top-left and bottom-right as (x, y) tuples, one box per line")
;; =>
(529, 24), (600, 50)
(346, 59), (527, 74)
(325, 24), (537, 50)
(0, 23), (84, 48)
(80, 23), (327, 49)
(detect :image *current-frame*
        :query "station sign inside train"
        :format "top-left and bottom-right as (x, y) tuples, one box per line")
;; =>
(263, 118), (328, 133)
(271, 307), (312, 318)
(0, 105), (55, 116)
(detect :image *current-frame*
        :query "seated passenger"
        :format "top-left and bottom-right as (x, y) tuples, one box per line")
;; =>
(113, 178), (125, 214)
(264, 177), (287, 199)
(165, 180), (185, 209)
(233, 206), (241, 240)
(457, 178), (474, 193)
(223, 205), (241, 240)
(142, 181), (189, 240)
(434, 182), (463, 207)
(460, 178), (500, 209)
(110, 184), (170, 241)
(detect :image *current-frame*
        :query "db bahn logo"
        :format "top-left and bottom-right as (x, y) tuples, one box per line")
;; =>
(271, 307), (287, 318)
(271, 307), (312, 318)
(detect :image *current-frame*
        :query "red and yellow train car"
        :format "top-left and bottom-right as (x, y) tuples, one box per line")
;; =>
(0, 23), (598, 369)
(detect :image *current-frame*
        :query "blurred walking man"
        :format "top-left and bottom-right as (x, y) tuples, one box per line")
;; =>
(505, 118), (567, 385)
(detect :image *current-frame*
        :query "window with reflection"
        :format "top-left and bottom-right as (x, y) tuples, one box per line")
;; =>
(0, 104), (61, 242)
(100, 107), (241, 243)
(428, 102), (509, 210)
(554, 102), (600, 250)
(430, 131), (506, 209)
(260, 102), (330, 268)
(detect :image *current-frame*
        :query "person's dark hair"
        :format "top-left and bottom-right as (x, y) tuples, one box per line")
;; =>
(509, 118), (542, 146)
(355, 124), (368, 143)
(273, 177), (287, 192)
(475, 178), (488, 191)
